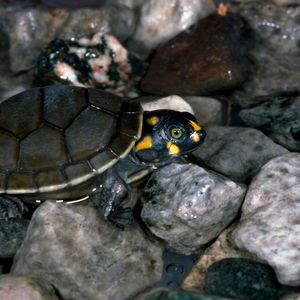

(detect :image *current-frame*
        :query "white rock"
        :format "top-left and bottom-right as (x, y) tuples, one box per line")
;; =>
(233, 153), (300, 286)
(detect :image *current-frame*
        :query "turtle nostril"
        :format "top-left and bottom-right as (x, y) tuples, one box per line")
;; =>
(199, 129), (206, 140)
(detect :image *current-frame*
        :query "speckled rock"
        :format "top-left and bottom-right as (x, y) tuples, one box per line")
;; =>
(230, 2), (300, 106)
(59, 4), (135, 42)
(127, 0), (215, 58)
(0, 218), (29, 258)
(192, 126), (288, 182)
(183, 97), (227, 126)
(204, 258), (290, 300)
(141, 163), (246, 255)
(141, 13), (252, 96)
(233, 153), (300, 286)
(182, 225), (256, 294)
(239, 95), (300, 151)
(0, 275), (59, 300)
(12, 201), (163, 300)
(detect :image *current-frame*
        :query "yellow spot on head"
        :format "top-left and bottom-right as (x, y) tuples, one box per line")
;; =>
(167, 141), (180, 155)
(193, 133), (200, 143)
(147, 116), (160, 126)
(188, 120), (202, 131)
(217, 3), (228, 17)
(135, 135), (152, 152)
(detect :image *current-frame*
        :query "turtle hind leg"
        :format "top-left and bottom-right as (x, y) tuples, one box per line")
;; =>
(107, 207), (133, 229)
(0, 195), (26, 220)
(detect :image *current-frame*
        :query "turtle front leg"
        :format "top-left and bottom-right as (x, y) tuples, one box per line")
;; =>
(0, 195), (26, 220)
(101, 168), (133, 228)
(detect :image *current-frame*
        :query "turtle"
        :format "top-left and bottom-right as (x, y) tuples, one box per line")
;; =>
(0, 85), (206, 226)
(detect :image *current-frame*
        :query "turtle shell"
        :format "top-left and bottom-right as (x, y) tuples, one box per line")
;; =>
(0, 85), (142, 196)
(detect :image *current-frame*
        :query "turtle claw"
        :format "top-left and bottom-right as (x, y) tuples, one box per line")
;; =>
(0, 196), (26, 220)
(107, 207), (133, 229)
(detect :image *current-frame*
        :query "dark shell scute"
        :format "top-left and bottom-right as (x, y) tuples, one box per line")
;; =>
(120, 113), (142, 138)
(19, 126), (68, 170)
(36, 169), (68, 193)
(64, 162), (94, 186)
(89, 150), (118, 174)
(110, 133), (136, 158)
(43, 85), (88, 129)
(0, 173), (6, 192)
(0, 129), (19, 170)
(0, 88), (42, 138)
(65, 107), (117, 161)
(87, 88), (123, 114)
(6, 172), (36, 193)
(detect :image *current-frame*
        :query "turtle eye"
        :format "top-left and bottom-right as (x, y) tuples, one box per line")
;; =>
(169, 127), (183, 140)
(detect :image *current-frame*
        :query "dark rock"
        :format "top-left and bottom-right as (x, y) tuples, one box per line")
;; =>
(204, 258), (289, 300)
(141, 163), (246, 255)
(230, 2), (300, 106)
(0, 274), (60, 300)
(41, 0), (105, 8)
(239, 95), (300, 151)
(192, 126), (289, 182)
(12, 201), (163, 300)
(0, 218), (29, 259)
(141, 13), (252, 96)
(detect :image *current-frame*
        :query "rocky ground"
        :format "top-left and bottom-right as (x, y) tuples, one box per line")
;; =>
(0, 0), (299, 300)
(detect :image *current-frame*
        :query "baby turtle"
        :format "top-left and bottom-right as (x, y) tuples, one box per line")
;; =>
(0, 85), (205, 226)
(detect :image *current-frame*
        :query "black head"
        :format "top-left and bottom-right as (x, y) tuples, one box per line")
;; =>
(133, 110), (206, 164)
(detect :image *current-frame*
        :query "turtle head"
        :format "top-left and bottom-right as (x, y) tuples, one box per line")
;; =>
(133, 110), (206, 164)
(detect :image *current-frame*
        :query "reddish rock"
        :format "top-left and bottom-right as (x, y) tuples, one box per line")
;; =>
(141, 13), (252, 96)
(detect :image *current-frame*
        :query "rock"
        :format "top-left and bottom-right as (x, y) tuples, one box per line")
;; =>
(36, 33), (144, 97)
(280, 293), (300, 300)
(233, 153), (300, 286)
(192, 126), (288, 183)
(183, 96), (227, 126)
(127, 0), (215, 58)
(239, 95), (300, 151)
(182, 225), (256, 293)
(139, 289), (232, 300)
(12, 201), (163, 300)
(230, 2), (300, 106)
(0, 274), (59, 300)
(59, 5), (135, 42)
(0, 218), (29, 258)
(204, 258), (290, 300)
(140, 95), (194, 115)
(41, 0), (105, 8)
(270, 0), (300, 4)
(0, 6), (68, 73)
(140, 13), (252, 96)
(141, 163), (246, 255)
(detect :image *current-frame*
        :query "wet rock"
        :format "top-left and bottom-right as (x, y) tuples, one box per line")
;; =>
(141, 289), (231, 300)
(230, 2), (300, 106)
(0, 274), (59, 300)
(182, 225), (256, 294)
(0, 6), (68, 73)
(12, 201), (163, 300)
(0, 218), (29, 258)
(239, 95), (300, 151)
(140, 95), (194, 115)
(204, 258), (290, 300)
(141, 13), (252, 96)
(141, 163), (246, 255)
(127, 0), (215, 58)
(183, 97), (227, 126)
(233, 153), (300, 286)
(192, 126), (288, 183)
(59, 5), (135, 42)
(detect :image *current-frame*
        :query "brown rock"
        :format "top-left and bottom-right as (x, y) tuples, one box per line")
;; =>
(141, 13), (252, 96)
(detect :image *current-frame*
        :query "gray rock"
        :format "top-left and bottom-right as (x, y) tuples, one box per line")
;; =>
(233, 153), (300, 286)
(239, 96), (300, 151)
(127, 0), (215, 58)
(12, 201), (163, 300)
(0, 274), (59, 300)
(230, 2), (300, 107)
(280, 293), (300, 300)
(192, 126), (288, 182)
(141, 163), (246, 255)
(183, 96), (227, 126)
(59, 5), (135, 42)
(0, 218), (29, 258)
